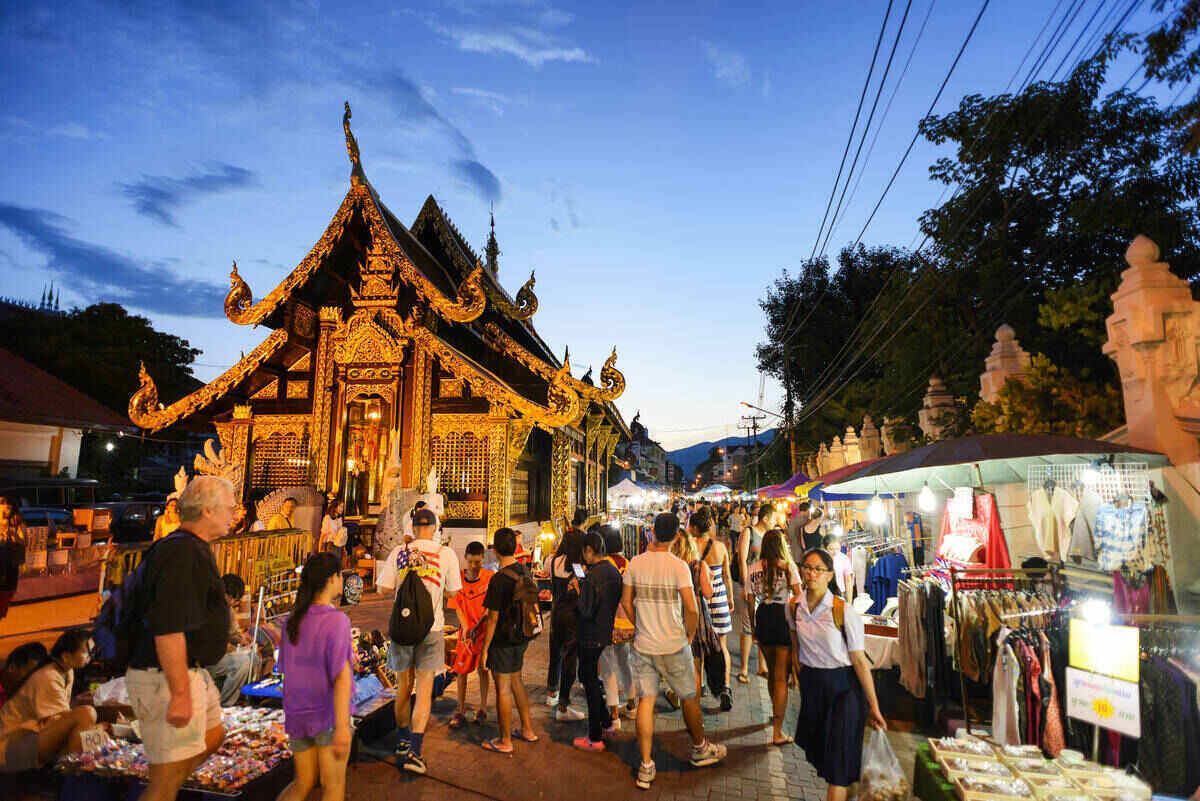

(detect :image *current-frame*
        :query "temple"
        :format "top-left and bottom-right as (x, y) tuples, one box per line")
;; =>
(128, 102), (629, 542)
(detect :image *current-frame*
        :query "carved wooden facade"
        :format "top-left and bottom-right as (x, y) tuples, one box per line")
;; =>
(128, 105), (628, 530)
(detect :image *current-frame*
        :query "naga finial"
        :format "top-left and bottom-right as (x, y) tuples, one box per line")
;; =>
(129, 360), (161, 428)
(599, 347), (626, 401)
(224, 261), (254, 324)
(343, 101), (365, 186)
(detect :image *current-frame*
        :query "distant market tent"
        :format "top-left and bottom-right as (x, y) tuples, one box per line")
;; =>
(697, 484), (734, 498)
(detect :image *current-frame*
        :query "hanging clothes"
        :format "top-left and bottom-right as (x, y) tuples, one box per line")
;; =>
(1068, 487), (1103, 561)
(1093, 502), (1149, 571)
(936, 489), (1012, 585)
(1026, 486), (1079, 562)
(1138, 656), (1200, 797)
(897, 580), (927, 698)
(865, 552), (908, 615)
(992, 629), (1021, 746)
(1038, 632), (1065, 757)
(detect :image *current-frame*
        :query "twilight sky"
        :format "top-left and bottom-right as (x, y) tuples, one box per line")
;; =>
(0, 0), (1157, 450)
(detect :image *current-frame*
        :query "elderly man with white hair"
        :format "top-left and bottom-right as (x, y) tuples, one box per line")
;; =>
(125, 475), (236, 801)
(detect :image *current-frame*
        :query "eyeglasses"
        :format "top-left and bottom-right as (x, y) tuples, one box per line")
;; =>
(800, 564), (831, 574)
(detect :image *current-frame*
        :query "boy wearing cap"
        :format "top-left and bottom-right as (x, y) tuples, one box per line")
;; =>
(377, 508), (461, 775)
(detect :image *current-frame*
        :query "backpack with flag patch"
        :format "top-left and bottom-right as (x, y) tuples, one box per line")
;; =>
(388, 547), (435, 645)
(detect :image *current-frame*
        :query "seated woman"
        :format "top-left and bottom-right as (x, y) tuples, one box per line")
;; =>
(0, 643), (48, 708)
(0, 629), (97, 773)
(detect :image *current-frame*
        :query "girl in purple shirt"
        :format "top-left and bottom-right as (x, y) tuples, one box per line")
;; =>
(277, 552), (353, 801)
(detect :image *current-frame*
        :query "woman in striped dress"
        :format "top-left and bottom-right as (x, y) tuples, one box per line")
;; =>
(688, 507), (733, 711)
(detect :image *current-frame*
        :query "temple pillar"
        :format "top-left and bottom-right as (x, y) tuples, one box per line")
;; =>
(309, 308), (340, 491)
(551, 429), (571, 525)
(1103, 235), (1200, 469)
(860, 415), (882, 460)
(918, 375), (956, 441)
(979, 324), (1032, 403)
(400, 341), (433, 489)
(829, 436), (846, 470)
(843, 426), (862, 465)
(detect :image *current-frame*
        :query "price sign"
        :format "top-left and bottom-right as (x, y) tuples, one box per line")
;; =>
(79, 726), (108, 753)
(1064, 667), (1141, 738)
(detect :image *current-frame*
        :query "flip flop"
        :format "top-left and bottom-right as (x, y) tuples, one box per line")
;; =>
(482, 738), (513, 754)
(772, 735), (794, 746)
(512, 729), (539, 742)
(736, 673), (749, 684)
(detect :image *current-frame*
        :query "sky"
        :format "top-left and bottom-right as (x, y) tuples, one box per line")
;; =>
(0, 0), (1163, 451)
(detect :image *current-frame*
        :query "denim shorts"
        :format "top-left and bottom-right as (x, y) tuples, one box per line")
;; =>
(388, 628), (444, 673)
(631, 645), (697, 701)
(289, 727), (335, 753)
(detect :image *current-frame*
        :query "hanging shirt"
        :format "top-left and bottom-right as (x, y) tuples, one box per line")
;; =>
(936, 490), (1012, 588)
(1026, 487), (1079, 561)
(852, 546), (868, 596)
(1069, 488), (1103, 561)
(992, 630), (1021, 746)
(1093, 503), (1149, 571)
(866, 552), (908, 615)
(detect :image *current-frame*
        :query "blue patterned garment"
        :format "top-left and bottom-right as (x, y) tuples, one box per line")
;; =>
(1093, 502), (1149, 571)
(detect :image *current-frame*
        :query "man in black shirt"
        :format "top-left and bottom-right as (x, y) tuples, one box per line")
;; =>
(126, 476), (235, 801)
(572, 527), (623, 751)
(480, 527), (536, 754)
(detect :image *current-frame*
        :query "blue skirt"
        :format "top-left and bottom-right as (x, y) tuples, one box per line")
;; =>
(795, 665), (866, 787)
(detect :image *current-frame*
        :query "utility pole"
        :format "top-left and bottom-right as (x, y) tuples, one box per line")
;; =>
(740, 414), (765, 489)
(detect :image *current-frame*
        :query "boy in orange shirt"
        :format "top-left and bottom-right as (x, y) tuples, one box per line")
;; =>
(449, 540), (494, 727)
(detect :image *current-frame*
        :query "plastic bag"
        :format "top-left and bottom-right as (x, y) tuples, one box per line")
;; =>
(859, 728), (910, 801)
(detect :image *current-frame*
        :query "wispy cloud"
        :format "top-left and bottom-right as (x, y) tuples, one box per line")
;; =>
(120, 163), (256, 227)
(453, 159), (501, 204)
(452, 87), (512, 116)
(48, 122), (107, 140)
(0, 203), (226, 317)
(417, 2), (593, 68)
(700, 40), (751, 89)
(547, 181), (581, 229)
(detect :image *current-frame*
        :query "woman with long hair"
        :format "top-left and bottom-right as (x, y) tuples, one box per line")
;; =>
(152, 498), (181, 541)
(736, 502), (778, 682)
(746, 529), (800, 745)
(276, 553), (352, 801)
(688, 508), (733, 710)
(668, 531), (717, 706)
(790, 547), (886, 801)
(545, 527), (585, 720)
(0, 496), (25, 620)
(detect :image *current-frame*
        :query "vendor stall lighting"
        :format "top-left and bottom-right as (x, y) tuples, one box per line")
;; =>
(1082, 466), (1100, 487)
(832, 523), (844, 537)
(105, 441), (115, 452)
(918, 483), (936, 513)
(868, 493), (886, 525)
(1081, 599), (1112, 625)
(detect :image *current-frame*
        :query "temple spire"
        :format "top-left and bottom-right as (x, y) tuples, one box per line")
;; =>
(484, 204), (500, 274)
(343, 101), (366, 187)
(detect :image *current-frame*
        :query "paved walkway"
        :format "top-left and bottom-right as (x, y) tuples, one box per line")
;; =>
(342, 592), (830, 801)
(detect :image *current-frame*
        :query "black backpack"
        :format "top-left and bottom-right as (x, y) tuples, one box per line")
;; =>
(502, 566), (543, 643)
(98, 532), (181, 672)
(388, 568), (435, 646)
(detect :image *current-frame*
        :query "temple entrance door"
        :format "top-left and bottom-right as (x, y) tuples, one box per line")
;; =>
(342, 394), (391, 516)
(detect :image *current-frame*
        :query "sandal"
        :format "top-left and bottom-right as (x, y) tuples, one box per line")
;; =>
(474, 709), (487, 725)
(771, 735), (794, 746)
(736, 673), (749, 684)
(512, 728), (539, 742)
(449, 713), (467, 729)
(482, 738), (513, 754)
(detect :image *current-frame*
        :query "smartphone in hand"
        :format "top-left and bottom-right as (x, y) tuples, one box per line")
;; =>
(572, 563), (586, 579)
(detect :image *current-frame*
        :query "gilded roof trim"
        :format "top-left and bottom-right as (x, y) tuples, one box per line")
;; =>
(481, 268), (538, 320)
(129, 328), (290, 432)
(482, 322), (625, 403)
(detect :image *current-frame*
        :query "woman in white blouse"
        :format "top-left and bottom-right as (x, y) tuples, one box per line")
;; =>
(789, 547), (886, 801)
(320, 500), (348, 562)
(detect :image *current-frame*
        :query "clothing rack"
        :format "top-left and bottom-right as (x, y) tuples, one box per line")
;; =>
(1026, 463), (1151, 505)
(949, 566), (1060, 735)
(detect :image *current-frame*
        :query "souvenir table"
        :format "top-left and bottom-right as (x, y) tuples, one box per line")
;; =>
(57, 707), (292, 801)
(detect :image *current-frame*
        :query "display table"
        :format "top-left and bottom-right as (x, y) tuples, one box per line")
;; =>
(913, 742), (957, 801)
(865, 633), (899, 669)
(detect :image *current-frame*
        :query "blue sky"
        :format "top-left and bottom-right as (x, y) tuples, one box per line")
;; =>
(0, 0), (1161, 450)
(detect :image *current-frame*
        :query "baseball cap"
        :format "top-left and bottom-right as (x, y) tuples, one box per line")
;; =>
(412, 508), (437, 527)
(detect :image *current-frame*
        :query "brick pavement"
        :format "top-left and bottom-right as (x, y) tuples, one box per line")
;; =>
(343, 592), (831, 801)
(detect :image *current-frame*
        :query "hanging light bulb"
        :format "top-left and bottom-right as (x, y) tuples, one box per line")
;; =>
(868, 494), (886, 525)
(918, 483), (936, 513)
(832, 523), (844, 537)
(1082, 466), (1100, 487)
(1081, 599), (1111, 625)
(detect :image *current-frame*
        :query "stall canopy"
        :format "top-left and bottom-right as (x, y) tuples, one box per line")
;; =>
(608, 478), (648, 501)
(761, 472), (812, 499)
(822, 433), (1167, 495)
(806, 457), (898, 501)
(698, 484), (734, 498)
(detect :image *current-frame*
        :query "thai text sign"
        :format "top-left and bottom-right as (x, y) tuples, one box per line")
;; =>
(1064, 667), (1140, 738)
(1069, 618), (1139, 682)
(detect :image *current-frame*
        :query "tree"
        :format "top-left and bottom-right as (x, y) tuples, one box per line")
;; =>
(0, 303), (201, 416)
(971, 354), (1124, 438)
(1142, 0), (1200, 153)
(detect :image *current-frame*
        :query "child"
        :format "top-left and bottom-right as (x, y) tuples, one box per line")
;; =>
(448, 541), (494, 727)
(276, 553), (353, 801)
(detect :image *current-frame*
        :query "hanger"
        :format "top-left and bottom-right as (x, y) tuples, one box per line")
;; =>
(1043, 478), (1056, 494)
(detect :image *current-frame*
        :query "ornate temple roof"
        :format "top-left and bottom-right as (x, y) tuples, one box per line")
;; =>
(128, 102), (629, 440)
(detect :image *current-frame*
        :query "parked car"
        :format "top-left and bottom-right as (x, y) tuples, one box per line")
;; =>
(18, 506), (75, 532)
(0, 478), (99, 509)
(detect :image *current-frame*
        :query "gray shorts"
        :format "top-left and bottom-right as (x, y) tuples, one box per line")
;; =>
(289, 727), (335, 753)
(486, 641), (528, 675)
(0, 729), (40, 773)
(388, 628), (443, 673)
(733, 582), (754, 636)
(632, 645), (697, 701)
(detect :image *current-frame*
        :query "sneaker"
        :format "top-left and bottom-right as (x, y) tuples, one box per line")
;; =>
(689, 739), (727, 767)
(399, 750), (427, 775)
(635, 761), (657, 790)
(555, 706), (586, 722)
(573, 735), (605, 752)
(546, 693), (560, 706)
(394, 738), (410, 756)
(719, 689), (733, 712)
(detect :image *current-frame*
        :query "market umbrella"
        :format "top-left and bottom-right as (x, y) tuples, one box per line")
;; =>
(761, 472), (812, 499)
(806, 457), (897, 501)
(822, 433), (1167, 495)
(607, 478), (647, 501)
(698, 484), (733, 497)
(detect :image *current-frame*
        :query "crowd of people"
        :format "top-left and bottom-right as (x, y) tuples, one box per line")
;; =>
(0, 481), (887, 801)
